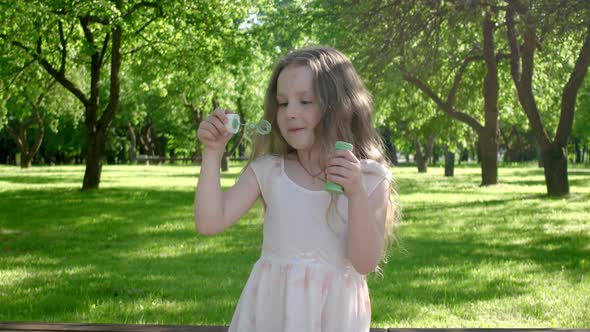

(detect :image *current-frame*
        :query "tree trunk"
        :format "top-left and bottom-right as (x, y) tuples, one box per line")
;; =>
(535, 142), (544, 168)
(573, 138), (581, 163)
(390, 143), (398, 165)
(431, 143), (439, 166)
(542, 143), (569, 196)
(478, 13), (500, 186)
(479, 130), (498, 185)
(412, 136), (426, 173)
(444, 145), (455, 177)
(459, 147), (469, 164)
(82, 13), (122, 190)
(20, 152), (33, 168)
(221, 152), (229, 172)
(139, 124), (155, 157)
(128, 124), (136, 164)
(415, 155), (427, 173)
(82, 126), (105, 190)
(6, 110), (44, 169)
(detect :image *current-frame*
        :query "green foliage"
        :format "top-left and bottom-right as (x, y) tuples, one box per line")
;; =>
(313, 0), (492, 157)
(1, 0), (588, 167)
(573, 76), (590, 142)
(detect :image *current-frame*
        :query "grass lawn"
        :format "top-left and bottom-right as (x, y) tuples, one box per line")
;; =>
(0, 162), (589, 327)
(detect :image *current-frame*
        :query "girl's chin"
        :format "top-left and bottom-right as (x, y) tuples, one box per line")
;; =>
(286, 140), (315, 151)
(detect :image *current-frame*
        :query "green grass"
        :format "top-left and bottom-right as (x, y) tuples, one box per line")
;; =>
(1, 162), (589, 327)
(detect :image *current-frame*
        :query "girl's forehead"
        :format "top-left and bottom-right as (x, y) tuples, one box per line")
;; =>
(276, 65), (315, 96)
(278, 64), (313, 80)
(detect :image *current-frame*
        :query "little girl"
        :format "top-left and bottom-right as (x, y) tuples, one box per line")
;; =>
(195, 46), (399, 332)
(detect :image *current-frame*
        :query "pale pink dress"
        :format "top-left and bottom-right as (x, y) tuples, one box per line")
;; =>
(228, 155), (391, 332)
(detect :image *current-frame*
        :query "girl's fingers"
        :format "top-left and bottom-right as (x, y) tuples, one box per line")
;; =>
(213, 108), (228, 123)
(327, 166), (350, 178)
(327, 157), (352, 170)
(198, 108), (234, 142)
(326, 173), (346, 185)
(199, 122), (218, 138)
(197, 128), (215, 141)
(209, 116), (227, 136)
(330, 150), (357, 162)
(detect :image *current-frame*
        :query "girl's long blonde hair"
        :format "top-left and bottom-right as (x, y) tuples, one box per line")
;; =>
(248, 46), (401, 270)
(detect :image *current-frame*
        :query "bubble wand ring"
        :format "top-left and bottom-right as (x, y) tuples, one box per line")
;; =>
(225, 114), (271, 136)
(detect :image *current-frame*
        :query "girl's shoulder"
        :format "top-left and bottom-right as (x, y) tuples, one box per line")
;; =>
(251, 154), (282, 166)
(359, 159), (392, 196)
(248, 154), (283, 204)
(360, 159), (392, 181)
(249, 154), (283, 174)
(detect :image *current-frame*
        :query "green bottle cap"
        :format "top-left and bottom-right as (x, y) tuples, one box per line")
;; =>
(334, 141), (353, 151)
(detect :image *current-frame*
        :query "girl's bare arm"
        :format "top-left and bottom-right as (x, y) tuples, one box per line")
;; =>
(194, 152), (260, 235)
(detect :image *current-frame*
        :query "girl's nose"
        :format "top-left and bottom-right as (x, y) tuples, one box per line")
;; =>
(285, 103), (300, 118)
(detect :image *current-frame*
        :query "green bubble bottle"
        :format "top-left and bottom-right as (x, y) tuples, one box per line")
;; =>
(325, 141), (354, 194)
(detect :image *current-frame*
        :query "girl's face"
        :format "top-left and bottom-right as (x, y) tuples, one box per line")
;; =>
(276, 64), (322, 151)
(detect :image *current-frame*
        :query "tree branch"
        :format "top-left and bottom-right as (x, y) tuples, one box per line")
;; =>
(134, 15), (159, 35)
(33, 80), (57, 108)
(36, 35), (42, 55)
(3, 36), (89, 105)
(517, 15), (552, 148)
(98, 32), (110, 68)
(121, 44), (149, 56)
(58, 20), (67, 74)
(400, 66), (484, 132)
(30, 109), (45, 160)
(86, 15), (110, 25)
(556, 23), (590, 146)
(447, 53), (482, 106)
(80, 16), (97, 49)
(181, 92), (193, 110)
(5, 126), (22, 148)
(98, 19), (122, 136)
(0, 58), (35, 101)
(506, 1), (521, 84)
(123, 1), (162, 19)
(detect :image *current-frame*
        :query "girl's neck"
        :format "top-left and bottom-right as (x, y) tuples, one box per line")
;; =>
(295, 147), (322, 169)
(293, 148), (325, 183)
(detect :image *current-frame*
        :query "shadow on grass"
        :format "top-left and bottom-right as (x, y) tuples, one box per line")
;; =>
(370, 229), (589, 323)
(0, 186), (263, 323)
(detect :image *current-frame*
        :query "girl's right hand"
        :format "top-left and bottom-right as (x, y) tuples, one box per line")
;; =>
(197, 108), (233, 155)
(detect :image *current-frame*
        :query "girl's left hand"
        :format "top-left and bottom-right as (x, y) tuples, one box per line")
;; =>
(326, 150), (364, 198)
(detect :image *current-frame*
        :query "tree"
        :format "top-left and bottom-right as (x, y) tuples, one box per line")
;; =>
(316, 0), (509, 185)
(120, 1), (270, 170)
(0, 45), (65, 168)
(5, 79), (55, 168)
(1, 0), (165, 189)
(505, 0), (590, 195)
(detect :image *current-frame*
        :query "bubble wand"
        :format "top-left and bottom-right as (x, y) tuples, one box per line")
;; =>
(225, 113), (272, 137)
